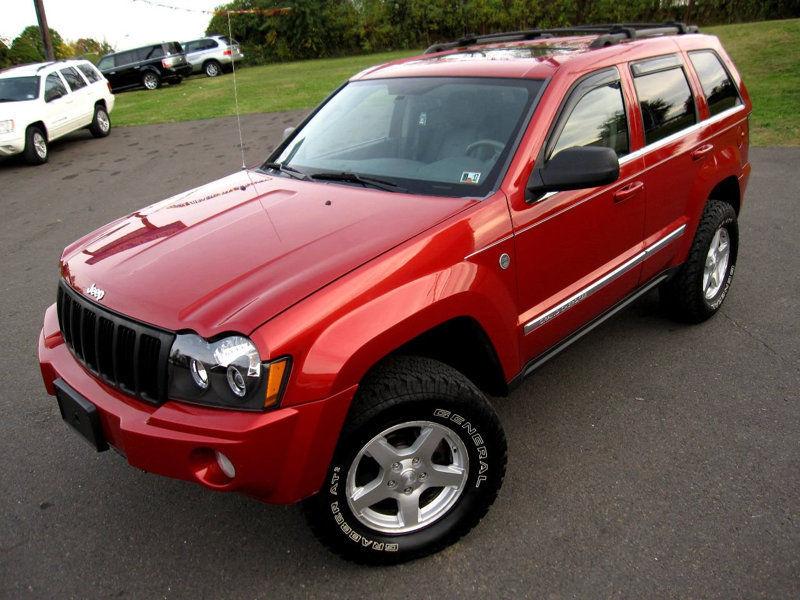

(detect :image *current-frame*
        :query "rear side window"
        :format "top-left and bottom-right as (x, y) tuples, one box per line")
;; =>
(688, 51), (742, 117)
(165, 42), (183, 54)
(115, 51), (137, 66)
(632, 56), (696, 145)
(77, 64), (101, 83)
(139, 45), (164, 61)
(60, 67), (87, 91)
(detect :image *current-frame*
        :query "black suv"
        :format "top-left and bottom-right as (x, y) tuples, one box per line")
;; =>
(97, 42), (191, 92)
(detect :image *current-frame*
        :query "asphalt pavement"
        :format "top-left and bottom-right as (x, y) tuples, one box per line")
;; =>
(0, 113), (797, 599)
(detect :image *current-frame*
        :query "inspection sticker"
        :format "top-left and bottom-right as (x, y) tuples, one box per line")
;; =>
(460, 171), (482, 184)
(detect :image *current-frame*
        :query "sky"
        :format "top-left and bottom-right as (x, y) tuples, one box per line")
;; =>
(2, 0), (223, 50)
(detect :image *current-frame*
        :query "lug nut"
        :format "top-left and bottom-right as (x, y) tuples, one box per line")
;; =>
(391, 462), (401, 471)
(387, 480), (397, 488)
(419, 472), (427, 480)
(403, 487), (413, 495)
(412, 457), (421, 466)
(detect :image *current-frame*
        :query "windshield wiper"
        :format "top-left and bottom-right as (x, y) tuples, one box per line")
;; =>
(262, 161), (310, 181)
(310, 172), (407, 193)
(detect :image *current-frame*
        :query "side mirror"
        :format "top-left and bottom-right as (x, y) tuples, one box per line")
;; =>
(526, 146), (620, 201)
(282, 126), (295, 141)
(45, 88), (64, 103)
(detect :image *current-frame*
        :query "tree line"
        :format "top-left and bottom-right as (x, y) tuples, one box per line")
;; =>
(206, 0), (800, 63)
(0, 26), (113, 69)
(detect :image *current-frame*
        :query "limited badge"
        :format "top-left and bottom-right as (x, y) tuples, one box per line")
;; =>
(460, 171), (481, 184)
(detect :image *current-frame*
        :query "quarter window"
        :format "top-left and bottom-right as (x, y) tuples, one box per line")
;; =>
(550, 80), (629, 158)
(688, 51), (742, 116)
(632, 58), (696, 145)
(77, 64), (101, 83)
(60, 67), (87, 91)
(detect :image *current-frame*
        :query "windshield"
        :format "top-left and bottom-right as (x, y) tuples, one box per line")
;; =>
(271, 77), (544, 197)
(0, 76), (40, 102)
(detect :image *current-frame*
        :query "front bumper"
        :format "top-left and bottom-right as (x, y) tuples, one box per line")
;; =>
(0, 131), (25, 156)
(38, 303), (354, 504)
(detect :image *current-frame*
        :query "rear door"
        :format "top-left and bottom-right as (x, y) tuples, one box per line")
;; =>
(59, 66), (93, 127)
(510, 67), (647, 362)
(626, 54), (705, 282)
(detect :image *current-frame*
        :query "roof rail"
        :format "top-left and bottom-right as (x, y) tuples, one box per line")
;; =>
(423, 22), (699, 54)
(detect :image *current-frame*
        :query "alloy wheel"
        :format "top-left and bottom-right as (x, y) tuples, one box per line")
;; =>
(703, 227), (730, 300)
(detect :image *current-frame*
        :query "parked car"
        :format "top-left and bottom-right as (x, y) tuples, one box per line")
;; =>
(0, 59), (114, 165)
(97, 42), (191, 91)
(39, 23), (751, 564)
(182, 35), (244, 77)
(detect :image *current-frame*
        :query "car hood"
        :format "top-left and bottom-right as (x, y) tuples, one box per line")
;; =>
(61, 169), (474, 337)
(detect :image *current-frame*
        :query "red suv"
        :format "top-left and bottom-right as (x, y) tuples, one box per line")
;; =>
(38, 23), (751, 564)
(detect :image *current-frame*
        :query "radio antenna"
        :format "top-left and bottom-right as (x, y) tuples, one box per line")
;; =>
(227, 10), (247, 170)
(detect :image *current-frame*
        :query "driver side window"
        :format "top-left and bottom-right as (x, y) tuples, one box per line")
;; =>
(550, 78), (629, 159)
(44, 73), (67, 102)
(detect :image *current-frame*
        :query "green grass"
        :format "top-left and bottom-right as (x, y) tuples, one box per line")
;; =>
(112, 19), (800, 145)
(706, 19), (800, 146)
(111, 50), (417, 127)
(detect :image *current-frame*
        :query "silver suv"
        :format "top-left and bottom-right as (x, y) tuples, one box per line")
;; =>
(182, 35), (243, 77)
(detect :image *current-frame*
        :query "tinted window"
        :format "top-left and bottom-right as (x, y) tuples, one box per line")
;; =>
(165, 42), (183, 54)
(551, 81), (628, 158)
(689, 51), (741, 117)
(60, 67), (87, 91)
(138, 45), (164, 61)
(45, 73), (67, 101)
(633, 62), (696, 145)
(77, 64), (101, 83)
(115, 51), (137, 66)
(183, 40), (201, 52)
(202, 39), (218, 50)
(97, 56), (114, 70)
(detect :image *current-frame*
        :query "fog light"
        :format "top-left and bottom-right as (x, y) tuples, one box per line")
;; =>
(215, 450), (236, 479)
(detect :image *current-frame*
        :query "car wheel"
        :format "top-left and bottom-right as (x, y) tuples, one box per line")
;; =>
(142, 71), (160, 90)
(204, 60), (222, 77)
(661, 199), (739, 323)
(172, 76), (183, 85)
(304, 356), (507, 564)
(23, 125), (48, 165)
(88, 104), (111, 138)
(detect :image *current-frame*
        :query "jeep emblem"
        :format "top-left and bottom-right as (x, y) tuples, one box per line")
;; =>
(85, 283), (105, 301)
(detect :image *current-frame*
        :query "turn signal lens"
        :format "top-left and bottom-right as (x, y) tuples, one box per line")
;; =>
(264, 357), (289, 408)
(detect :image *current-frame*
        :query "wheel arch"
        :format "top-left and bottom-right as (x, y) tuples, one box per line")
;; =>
(27, 120), (48, 140)
(708, 175), (741, 215)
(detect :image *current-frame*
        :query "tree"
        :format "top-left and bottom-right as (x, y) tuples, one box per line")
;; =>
(0, 39), (10, 69)
(8, 25), (69, 65)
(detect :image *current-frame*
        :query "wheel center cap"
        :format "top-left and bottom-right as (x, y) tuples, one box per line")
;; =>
(401, 469), (418, 487)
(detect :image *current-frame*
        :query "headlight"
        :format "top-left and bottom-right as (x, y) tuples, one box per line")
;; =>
(168, 333), (290, 410)
(0, 120), (14, 134)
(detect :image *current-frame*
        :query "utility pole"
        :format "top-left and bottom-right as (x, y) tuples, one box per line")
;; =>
(32, 0), (54, 61)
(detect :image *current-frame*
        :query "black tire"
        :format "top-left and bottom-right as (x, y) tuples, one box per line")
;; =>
(172, 76), (183, 85)
(142, 71), (160, 90)
(204, 60), (222, 77)
(23, 125), (48, 165)
(88, 104), (111, 138)
(304, 356), (507, 565)
(660, 199), (738, 323)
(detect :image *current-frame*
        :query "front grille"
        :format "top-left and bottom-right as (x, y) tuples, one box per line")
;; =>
(56, 281), (175, 404)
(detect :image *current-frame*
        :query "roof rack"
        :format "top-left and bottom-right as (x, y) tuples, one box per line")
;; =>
(423, 22), (699, 54)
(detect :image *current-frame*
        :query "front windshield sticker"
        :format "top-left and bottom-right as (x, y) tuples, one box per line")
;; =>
(460, 171), (481, 184)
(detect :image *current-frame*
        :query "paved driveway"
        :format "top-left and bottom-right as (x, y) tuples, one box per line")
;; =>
(0, 115), (797, 599)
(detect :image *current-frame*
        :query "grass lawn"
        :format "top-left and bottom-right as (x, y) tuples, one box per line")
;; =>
(112, 19), (799, 145)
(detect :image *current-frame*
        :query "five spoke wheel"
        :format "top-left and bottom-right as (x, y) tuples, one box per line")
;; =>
(346, 421), (469, 534)
(703, 226), (730, 300)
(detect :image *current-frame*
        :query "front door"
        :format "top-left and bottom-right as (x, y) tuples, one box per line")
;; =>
(509, 67), (647, 364)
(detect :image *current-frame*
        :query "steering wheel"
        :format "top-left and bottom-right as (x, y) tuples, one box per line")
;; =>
(465, 139), (505, 161)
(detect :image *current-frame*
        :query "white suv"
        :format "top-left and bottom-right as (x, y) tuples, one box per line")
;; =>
(0, 59), (115, 165)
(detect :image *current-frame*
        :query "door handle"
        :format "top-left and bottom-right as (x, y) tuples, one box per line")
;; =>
(613, 181), (644, 203)
(691, 143), (714, 161)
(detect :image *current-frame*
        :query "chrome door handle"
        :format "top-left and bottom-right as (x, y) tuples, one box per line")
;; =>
(691, 144), (714, 161)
